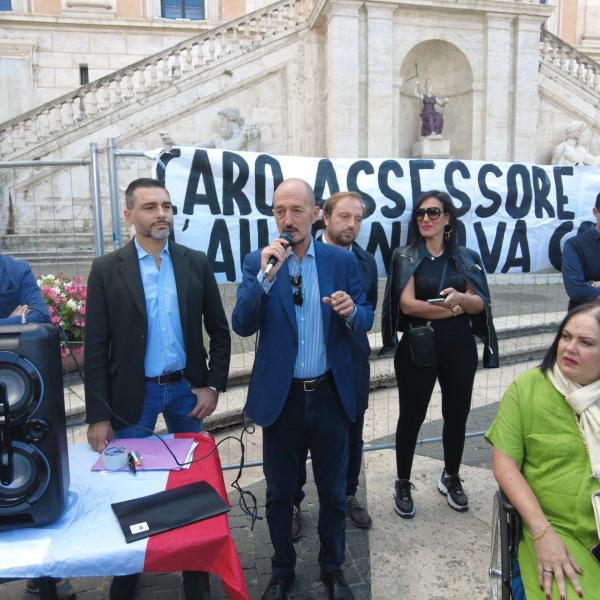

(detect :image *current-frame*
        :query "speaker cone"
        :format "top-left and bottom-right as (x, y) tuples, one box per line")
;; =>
(0, 351), (43, 425)
(0, 442), (50, 508)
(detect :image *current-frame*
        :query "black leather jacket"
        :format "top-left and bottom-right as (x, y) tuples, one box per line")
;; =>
(382, 242), (499, 368)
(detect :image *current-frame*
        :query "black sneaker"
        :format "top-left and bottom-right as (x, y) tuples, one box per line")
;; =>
(437, 470), (469, 512)
(393, 479), (416, 518)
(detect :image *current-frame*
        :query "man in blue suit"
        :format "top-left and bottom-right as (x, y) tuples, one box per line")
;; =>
(0, 255), (49, 324)
(293, 192), (378, 536)
(232, 179), (373, 600)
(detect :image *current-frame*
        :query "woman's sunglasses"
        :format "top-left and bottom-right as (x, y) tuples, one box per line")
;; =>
(415, 207), (445, 221)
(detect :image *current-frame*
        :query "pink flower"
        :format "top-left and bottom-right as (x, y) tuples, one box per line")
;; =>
(38, 273), (87, 344)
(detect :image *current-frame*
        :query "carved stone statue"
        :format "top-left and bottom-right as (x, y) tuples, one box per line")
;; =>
(551, 121), (600, 166)
(197, 107), (261, 151)
(415, 78), (448, 138)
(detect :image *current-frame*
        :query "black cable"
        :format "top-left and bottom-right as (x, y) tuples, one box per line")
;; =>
(24, 306), (260, 526)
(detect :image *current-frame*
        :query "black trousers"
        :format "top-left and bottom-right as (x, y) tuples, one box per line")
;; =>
(263, 380), (349, 575)
(394, 331), (477, 480)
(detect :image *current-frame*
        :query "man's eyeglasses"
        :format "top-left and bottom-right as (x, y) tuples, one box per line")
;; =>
(415, 207), (445, 221)
(291, 273), (303, 306)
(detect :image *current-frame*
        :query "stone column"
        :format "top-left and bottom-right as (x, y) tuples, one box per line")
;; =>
(324, 0), (361, 157)
(512, 15), (544, 163)
(365, 3), (395, 157)
(482, 14), (513, 161)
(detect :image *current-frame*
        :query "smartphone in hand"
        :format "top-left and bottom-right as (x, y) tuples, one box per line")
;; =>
(427, 297), (446, 305)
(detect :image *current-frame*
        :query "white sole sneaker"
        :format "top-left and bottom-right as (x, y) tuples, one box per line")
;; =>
(393, 497), (416, 518)
(437, 478), (469, 512)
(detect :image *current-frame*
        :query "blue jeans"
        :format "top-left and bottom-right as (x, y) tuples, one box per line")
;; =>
(114, 378), (203, 438)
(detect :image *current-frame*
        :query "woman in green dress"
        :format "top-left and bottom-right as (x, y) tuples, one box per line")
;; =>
(486, 303), (600, 600)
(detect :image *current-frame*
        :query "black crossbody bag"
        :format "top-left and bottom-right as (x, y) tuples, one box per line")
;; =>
(405, 259), (448, 368)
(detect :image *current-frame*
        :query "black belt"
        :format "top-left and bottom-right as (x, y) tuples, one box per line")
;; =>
(291, 371), (333, 393)
(145, 370), (184, 384)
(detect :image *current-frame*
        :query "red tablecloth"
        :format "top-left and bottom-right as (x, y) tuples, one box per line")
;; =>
(143, 433), (249, 600)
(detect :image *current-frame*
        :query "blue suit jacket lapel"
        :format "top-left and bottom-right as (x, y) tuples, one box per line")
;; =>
(315, 243), (333, 339)
(274, 260), (297, 336)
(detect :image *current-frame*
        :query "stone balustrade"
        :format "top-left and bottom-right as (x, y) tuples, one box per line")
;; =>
(540, 29), (600, 94)
(0, 0), (310, 159)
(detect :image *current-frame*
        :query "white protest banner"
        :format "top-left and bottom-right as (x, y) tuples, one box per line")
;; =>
(155, 147), (600, 283)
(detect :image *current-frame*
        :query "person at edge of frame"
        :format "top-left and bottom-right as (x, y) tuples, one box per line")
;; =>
(561, 191), (600, 310)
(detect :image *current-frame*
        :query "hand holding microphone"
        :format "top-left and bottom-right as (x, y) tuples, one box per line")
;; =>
(261, 233), (295, 279)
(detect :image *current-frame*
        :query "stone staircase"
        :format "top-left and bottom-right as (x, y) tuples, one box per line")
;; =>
(539, 29), (600, 94)
(538, 29), (600, 124)
(0, 232), (109, 276)
(0, 6), (598, 163)
(0, 0), (311, 161)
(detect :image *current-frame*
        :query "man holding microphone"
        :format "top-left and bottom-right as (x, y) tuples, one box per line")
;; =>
(233, 178), (373, 600)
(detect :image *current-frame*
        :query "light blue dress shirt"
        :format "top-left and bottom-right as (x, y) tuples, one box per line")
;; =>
(134, 239), (186, 377)
(288, 240), (328, 378)
(257, 239), (328, 378)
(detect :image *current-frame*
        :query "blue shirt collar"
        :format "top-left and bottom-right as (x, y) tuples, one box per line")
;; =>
(134, 237), (170, 260)
(290, 237), (316, 261)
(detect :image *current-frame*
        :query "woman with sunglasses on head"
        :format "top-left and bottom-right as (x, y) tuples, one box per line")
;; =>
(382, 190), (498, 518)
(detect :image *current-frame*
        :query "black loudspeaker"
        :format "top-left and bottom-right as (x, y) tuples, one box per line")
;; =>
(0, 324), (70, 530)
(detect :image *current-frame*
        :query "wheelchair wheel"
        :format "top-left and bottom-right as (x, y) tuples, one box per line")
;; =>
(489, 491), (512, 600)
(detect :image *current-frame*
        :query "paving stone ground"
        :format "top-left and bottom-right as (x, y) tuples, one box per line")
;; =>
(0, 463), (370, 600)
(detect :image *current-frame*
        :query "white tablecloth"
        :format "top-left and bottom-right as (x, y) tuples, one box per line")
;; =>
(0, 444), (170, 578)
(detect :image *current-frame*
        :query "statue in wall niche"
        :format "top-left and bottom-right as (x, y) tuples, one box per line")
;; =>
(551, 121), (600, 166)
(415, 77), (448, 138)
(197, 107), (261, 151)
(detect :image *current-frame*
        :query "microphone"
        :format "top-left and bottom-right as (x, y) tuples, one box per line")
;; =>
(264, 232), (295, 276)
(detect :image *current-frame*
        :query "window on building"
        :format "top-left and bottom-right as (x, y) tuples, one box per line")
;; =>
(0, 1), (12, 11)
(161, 0), (204, 20)
(79, 65), (89, 86)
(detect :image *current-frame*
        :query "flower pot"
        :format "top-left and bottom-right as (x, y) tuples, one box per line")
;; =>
(61, 344), (84, 374)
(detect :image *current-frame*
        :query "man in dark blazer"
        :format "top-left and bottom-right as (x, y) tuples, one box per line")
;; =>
(84, 177), (230, 599)
(232, 179), (373, 600)
(0, 254), (49, 324)
(561, 192), (600, 310)
(293, 192), (378, 536)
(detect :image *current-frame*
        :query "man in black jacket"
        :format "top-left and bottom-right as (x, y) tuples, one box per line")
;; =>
(84, 178), (231, 599)
(562, 193), (600, 310)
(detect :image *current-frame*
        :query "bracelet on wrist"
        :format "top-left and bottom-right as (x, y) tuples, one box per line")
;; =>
(530, 522), (551, 540)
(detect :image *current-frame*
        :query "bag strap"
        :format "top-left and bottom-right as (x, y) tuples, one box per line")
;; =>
(437, 258), (449, 296)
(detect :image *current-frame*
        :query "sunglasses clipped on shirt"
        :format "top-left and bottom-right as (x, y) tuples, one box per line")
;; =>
(291, 273), (303, 306)
(415, 207), (446, 221)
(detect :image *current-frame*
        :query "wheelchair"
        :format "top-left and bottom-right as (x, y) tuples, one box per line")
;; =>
(489, 489), (522, 600)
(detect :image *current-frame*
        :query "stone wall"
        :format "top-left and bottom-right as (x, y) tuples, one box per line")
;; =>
(0, 0), (247, 122)
(3, 0), (598, 168)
